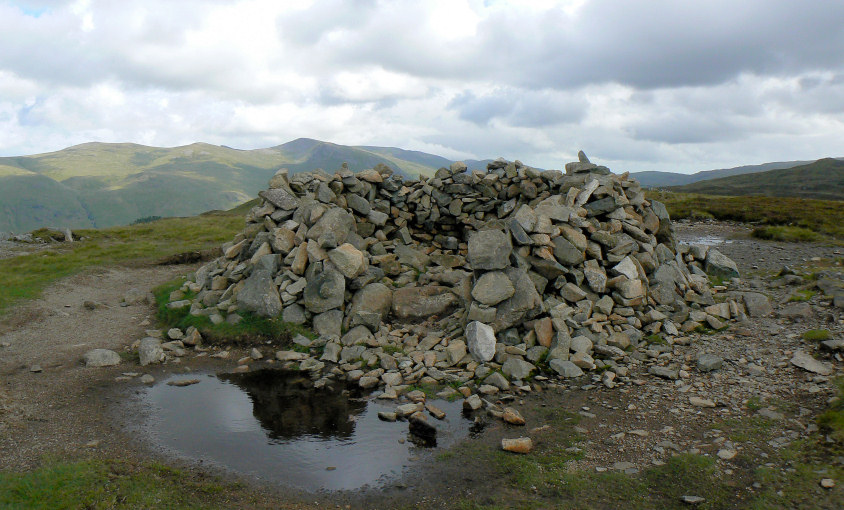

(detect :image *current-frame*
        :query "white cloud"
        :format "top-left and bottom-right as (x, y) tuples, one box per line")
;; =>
(0, 0), (843, 174)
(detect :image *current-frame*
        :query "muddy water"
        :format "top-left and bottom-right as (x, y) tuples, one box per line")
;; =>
(144, 369), (471, 491)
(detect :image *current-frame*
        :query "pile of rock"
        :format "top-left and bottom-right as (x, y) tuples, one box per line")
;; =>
(164, 151), (754, 390)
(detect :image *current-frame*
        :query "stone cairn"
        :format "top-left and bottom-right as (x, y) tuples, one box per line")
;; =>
(166, 151), (748, 403)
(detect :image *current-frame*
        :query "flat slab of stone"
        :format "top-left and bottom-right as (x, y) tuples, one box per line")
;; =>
(790, 350), (832, 375)
(468, 230), (512, 270)
(742, 292), (772, 317)
(391, 286), (457, 320)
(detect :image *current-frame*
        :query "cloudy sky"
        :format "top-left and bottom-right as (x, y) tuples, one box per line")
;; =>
(1, 0), (843, 173)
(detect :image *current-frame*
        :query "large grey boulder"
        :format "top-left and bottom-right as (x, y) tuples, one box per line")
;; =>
(303, 269), (345, 313)
(552, 236), (584, 266)
(502, 358), (535, 380)
(328, 243), (366, 278)
(471, 271), (515, 306)
(306, 208), (356, 245)
(549, 359), (583, 378)
(742, 292), (772, 317)
(345, 193), (371, 216)
(466, 321), (496, 362)
(138, 337), (165, 366)
(313, 309), (343, 338)
(237, 269), (282, 317)
(491, 267), (543, 332)
(341, 325), (374, 346)
(395, 244), (431, 271)
(259, 188), (299, 210)
(83, 349), (121, 367)
(704, 249), (739, 279)
(468, 230), (512, 270)
(346, 283), (393, 328)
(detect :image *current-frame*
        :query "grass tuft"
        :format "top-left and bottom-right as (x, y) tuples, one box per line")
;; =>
(752, 226), (822, 243)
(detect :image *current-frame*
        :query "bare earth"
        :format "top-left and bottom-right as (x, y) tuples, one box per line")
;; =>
(0, 222), (841, 508)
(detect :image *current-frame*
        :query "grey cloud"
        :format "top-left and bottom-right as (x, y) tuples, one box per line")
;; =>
(285, 1), (844, 90)
(449, 88), (585, 127)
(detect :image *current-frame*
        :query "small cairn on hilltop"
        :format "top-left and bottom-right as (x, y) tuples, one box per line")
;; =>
(163, 150), (748, 396)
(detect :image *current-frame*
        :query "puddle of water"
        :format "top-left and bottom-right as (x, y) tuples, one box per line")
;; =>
(144, 369), (471, 491)
(679, 235), (733, 247)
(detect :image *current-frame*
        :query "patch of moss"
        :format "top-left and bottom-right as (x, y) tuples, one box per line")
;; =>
(803, 329), (832, 342)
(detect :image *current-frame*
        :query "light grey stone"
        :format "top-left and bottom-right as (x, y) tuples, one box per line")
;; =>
(303, 269), (345, 313)
(704, 249), (739, 279)
(282, 303), (306, 325)
(502, 358), (535, 380)
(790, 350), (832, 375)
(697, 353), (723, 372)
(138, 337), (164, 366)
(83, 349), (121, 367)
(549, 359), (583, 378)
(466, 321), (496, 362)
(471, 271), (515, 306)
(468, 230), (512, 270)
(484, 372), (510, 390)
(237, 269), (282, 317)
(313, 310), (343, 338)
(306, 208), (356, 245)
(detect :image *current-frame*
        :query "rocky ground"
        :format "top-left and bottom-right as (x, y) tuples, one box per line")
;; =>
(0, 221), (842, 508)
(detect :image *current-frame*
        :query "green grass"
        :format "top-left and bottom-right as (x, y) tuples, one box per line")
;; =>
(752, 226), (822, 242)
(0, 458), (270, 509)
(818, 378), (844, 444)
(667, 158), (844, 202)
(0, 204), (251, 317)
(152, 278), (315, 346)
(382, 344), (405, 355)
(803, 329), (832, 342)
(648, 190), (844, 240)
(788, 289), (818, 302)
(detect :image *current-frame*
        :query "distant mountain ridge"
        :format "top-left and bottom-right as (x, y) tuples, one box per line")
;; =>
(0, 139), (499, 232)
(667, 158), (844, 201)
(2, 138), (839, 233)
(631, 159), (843, 188)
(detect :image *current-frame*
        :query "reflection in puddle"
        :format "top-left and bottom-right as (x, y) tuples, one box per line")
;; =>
(144, 370), (471, 491)
(679, 235), (733, 247)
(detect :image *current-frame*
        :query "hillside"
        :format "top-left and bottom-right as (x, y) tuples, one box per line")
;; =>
(668, 158), (844, 201)
(0, 139), (510, 232)
(632, 159), (822, 188)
